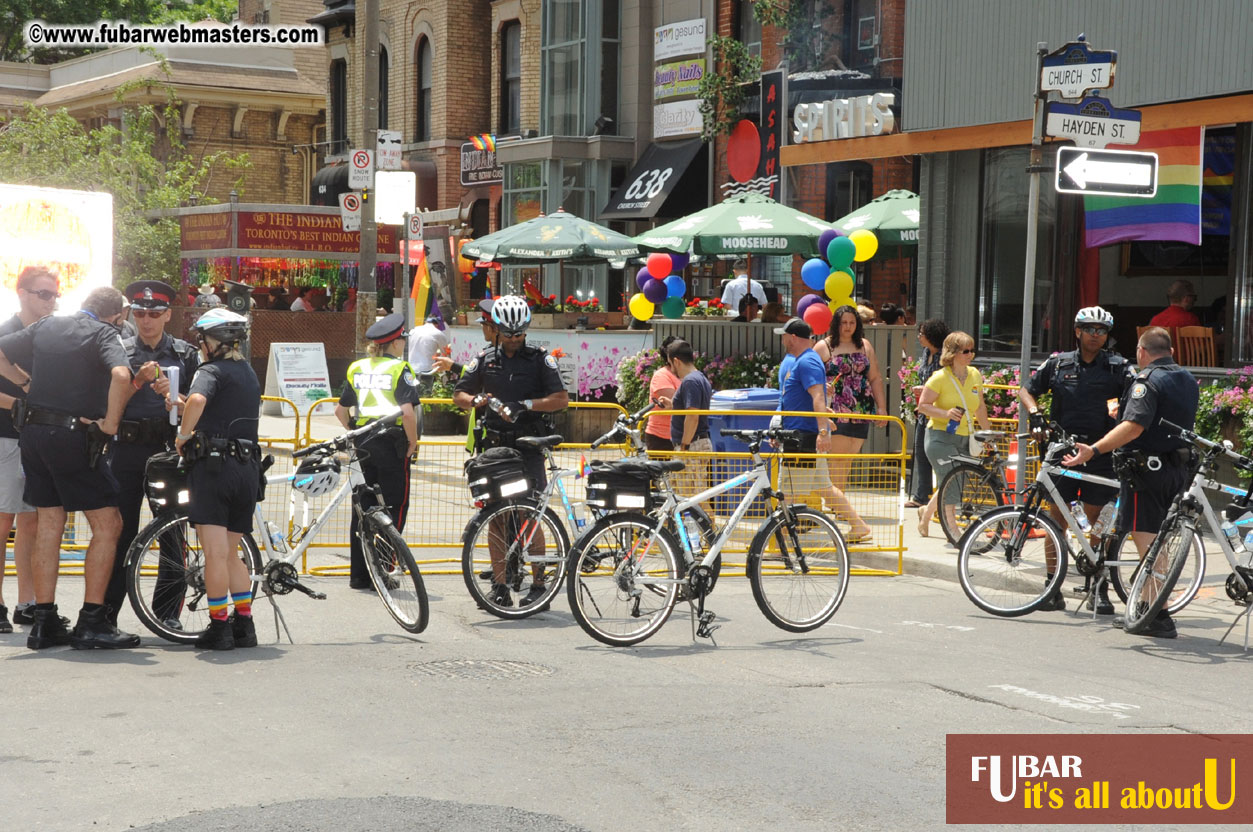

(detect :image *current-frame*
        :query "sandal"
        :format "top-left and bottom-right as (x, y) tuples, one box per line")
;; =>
(903, 500), (923, 508)
(845, 529), (873, 545)
(916, 506), (930, 538)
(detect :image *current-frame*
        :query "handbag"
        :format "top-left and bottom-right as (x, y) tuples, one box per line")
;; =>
(946, 369), (984, 455)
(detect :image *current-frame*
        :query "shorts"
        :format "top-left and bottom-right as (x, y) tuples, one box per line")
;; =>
(188, 456), (260, 534)
(0, 437), (34, 514)
(674, 436), (711, 499)
(19, 424), (119, 512)
(644, 432), (674, 453)
(833, 419), (870, 440)
(781, 431), (833, 495)
(923, 428), (968, 480)
(1052, 454), (1118, 506)
(1117, 462), (1189, 534)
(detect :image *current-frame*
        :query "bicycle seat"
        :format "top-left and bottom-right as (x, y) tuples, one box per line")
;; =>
(973, 430), (1004, 443)
(594, 458), (686, 476)
(515, 435), (564, 450)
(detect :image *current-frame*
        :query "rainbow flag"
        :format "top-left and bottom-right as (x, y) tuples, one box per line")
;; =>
(1083, 127), (1202, 248)
(469, 133), (496, 152)
(409, 247), (434, 320)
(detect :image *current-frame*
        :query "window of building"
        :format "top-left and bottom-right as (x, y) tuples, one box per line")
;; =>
(415, 38), (432, 141)
(599, 0), (618, 136)
(501, 22), (522, 135)
(540, 0), (619, 136)
(330, 58), (347, 154)
(739, 0), (762, 59)
(378, 46), (390, 130)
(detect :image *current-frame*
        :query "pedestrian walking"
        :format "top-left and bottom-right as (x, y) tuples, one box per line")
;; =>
(815, 304), (888, 499)
(643, 335), (680, 453)
(656, 340), (712, 498)
(904, 318), (950, 509)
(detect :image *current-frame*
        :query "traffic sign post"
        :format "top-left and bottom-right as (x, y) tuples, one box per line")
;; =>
(1055, 147), (1158, 197)
(338, 191), (362, 232)
(1045, 96), (1141, 148)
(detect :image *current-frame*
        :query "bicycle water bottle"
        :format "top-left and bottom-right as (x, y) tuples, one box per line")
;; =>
(1069, 502), (1091, 532)
(946, 406), (965, 434)
(1090, 502), (1116, 537)
(571, 501), (587, 531)
(264, 520), (288, 554)
(683, 513), (704, 548)
(1220, 519), (1246, 554)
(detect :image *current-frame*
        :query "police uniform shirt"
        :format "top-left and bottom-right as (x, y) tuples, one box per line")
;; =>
(1025, 349), (1133, 441)
(0, 312), (129, 419)
(453, 344), (564, 430)
(1120, 356), (1199, 455)
(338, 357), (423, 423)
(122, 333), (198, 421)
(0, 314), (28, 439)
(188, 359), (260, 441)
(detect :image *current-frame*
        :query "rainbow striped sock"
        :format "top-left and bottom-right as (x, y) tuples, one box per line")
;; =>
(207, 595), (229, 622)
(231, 590), (252, 618)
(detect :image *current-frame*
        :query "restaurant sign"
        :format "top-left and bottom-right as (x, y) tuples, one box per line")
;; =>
(236, 211), (398, 254)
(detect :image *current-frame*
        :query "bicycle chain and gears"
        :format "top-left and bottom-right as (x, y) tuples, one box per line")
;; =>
(687, 564), (716, 597)
(1226, 569), (1253, 605)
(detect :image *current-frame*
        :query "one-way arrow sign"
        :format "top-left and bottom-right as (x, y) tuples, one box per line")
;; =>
(1055, 146), (1158, 198)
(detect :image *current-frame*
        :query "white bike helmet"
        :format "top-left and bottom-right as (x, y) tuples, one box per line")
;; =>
(1074, 306), (1113, 329)
(490, 295), (531, 335)
(292, 454), (341, 497)
(192, 308), (249, 344)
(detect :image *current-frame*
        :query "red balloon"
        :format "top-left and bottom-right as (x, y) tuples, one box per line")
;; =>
(803, 303), (833, 336)
(646, 252), (672, 279)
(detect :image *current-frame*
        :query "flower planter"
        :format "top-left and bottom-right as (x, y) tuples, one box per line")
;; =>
(422, 407), (468, 436)
(531, 313), (561, 329)
(455, 313), (468, 325)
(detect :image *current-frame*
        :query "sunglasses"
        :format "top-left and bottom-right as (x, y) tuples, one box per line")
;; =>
(1078, 325), (1109, 336)
(25, 289), (59, 301)
(959, 348), (976, 355)
(131, 308), (168, 318)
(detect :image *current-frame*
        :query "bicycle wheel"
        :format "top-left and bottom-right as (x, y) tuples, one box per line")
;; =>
(1123, 513), (1193, 634)
(957, 505), (1068, 617)
(938, 462), (1006, 546)
(361, 512), (429, 634)
(1106, 527), (1204, 615)
(747, 506), (850, 632)
(566, 513), (681, 646)
(461, 499), (570, 620)
(125, 513), (263, 644)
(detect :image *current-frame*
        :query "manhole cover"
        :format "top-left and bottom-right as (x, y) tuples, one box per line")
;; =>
(409, 660), (555, 680)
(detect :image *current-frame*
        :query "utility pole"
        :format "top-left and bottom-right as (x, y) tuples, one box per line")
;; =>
(1016, 42), (1048, 490)
(356, 0), (380, 350)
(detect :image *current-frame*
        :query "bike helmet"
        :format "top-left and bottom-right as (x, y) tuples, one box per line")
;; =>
(490, 295), (531, 335)
(192, 308), (249, 344)
(292, 453), (341, 497)
(1074, 306), (1113, 329)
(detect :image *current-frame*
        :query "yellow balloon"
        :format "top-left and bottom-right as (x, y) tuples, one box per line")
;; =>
(849, 229), (879, 262)
(824, 269), (854, 300)
(628, 292), (655, 321)
(828, 296), (854, 314)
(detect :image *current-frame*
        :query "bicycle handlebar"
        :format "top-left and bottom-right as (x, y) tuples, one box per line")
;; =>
(294, 409), (403, 458)
(1161, 418), (1253, 469)
(590, 401), (656, 449)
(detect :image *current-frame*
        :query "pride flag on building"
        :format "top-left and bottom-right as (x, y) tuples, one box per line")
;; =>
(1083, 127), (1202, 248)
(409, 247), (435, 322)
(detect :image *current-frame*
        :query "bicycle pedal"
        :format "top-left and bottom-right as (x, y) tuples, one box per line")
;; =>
(696, 610), (719, 640)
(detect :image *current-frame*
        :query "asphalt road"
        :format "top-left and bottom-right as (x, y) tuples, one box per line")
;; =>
(2, 564), (1250, 831)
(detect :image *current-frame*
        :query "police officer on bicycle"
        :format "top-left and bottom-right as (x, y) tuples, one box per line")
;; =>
(1020, 306), (1134, 613)
(452, 296), (568, 609)
(1064, 326), (1199, 639)
(334, 313), (420, 590)
(174, 309), (262, 650)
(104, 281), (199, 628)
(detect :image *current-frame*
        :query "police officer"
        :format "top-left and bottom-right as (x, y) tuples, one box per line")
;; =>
(452, 295), (568, 608)
(103, 281), (199, 628)
(1020, 306), (1134, 613)
(334, 312), (420, 590)
(0, 286), (139, 650)
(174, 309), (262, 650)
(1064, 326), (1199, 639)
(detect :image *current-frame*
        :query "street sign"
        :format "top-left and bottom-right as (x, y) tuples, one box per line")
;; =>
(1046, 97), (1141, 148)
(1055, 147), (1158, 197)
(377, 130), (402, 170)
(407, 213), (423, 240)
(338, 191), (362, 231)
(1041, 40), (1116, 99)
(348, 149), (373, 189)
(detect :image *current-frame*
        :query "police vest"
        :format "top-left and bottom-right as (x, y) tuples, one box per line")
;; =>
(346, 356), (407, 424)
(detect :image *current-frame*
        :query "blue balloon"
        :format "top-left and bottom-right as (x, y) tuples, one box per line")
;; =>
(664, 274), (686, 298)
(801, 258), (829, 291)
(670, 253), (690, 271)
(636, 267), (652, 291)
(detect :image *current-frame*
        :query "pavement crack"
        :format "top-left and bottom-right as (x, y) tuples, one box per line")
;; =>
(926, 684), (1075, 724)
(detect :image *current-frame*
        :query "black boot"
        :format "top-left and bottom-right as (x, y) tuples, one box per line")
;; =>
(230, 613), (258, 648)
(195, 618), (235, 650)
(70, 607), (141, 650)
(27, 605), (72, 650)
(1086, 580), (1115, 616)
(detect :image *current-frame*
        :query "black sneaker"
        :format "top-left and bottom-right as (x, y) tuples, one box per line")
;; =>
(194, 618), (235, 650)
(12, 604), (33, 626)
(230, 613), (258, 648)
(0, 605), (11, 634)
(27, 606), (72, 650)
(1085, 589), (1115, 616)
(520, 584), (549, 608)
(1113, 612), (1177, 639)
(1041, 591), (1067, 612)
(490, 583), (513, 608)
(70, 608), (141, 650)
(478, 568), (493, 581)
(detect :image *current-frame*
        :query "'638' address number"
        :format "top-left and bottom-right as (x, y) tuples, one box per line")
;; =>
(623, 167), (674, 201)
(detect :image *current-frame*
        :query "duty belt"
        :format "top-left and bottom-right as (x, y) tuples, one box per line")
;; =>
(25, 407), (87, 431)
(118, 417), (173, 445)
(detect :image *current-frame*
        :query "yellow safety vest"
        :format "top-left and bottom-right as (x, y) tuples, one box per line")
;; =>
(346, 356), (407, 425)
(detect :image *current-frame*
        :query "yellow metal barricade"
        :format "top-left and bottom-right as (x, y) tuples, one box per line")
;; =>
(259, 395), (302, 452)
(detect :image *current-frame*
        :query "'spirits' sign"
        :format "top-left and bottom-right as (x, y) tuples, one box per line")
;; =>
(654, 59), (705, 100)
(792, 92), (896, 143)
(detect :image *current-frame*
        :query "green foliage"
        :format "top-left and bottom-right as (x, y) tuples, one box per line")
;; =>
(697, 35), (762, 140)
(615, 348), (778, 412)
(1194, 366), (1253, 453)
(427, 374), (462, 413)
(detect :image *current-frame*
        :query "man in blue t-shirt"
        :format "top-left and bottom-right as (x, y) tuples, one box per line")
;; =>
(667, 340), (713, 450)
(775, 318), (871, 541)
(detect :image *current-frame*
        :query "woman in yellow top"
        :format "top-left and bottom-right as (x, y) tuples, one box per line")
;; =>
(915, 331), (990, 536)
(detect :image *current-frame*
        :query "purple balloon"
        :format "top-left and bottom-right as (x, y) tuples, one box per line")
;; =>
(636, 267), (652, 291)
(670, 253), (690, 271)
(817, 229), (838, 255)
(642, 278), (669, 304)
(796, 293), (823, 317)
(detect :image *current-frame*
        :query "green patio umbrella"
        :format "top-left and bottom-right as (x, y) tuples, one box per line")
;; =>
(634, 192), (833, 257)
(460, 208), (639, 265)
(831, 189), (920, 248)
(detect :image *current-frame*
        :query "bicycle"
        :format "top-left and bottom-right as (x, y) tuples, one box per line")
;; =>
(125, 411), (429, 644)
(1122, 419), (1253, 636)
(566, 427), (850, 647)
(935, 430), (1011, 545)
(956, 422), (1204, 618)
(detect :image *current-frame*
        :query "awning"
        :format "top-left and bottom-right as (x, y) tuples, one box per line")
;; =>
(600, 139), (703, 220)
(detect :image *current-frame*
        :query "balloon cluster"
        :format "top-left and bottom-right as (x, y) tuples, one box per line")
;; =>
(795, 228), (878, 335)
(629, 252), (690, 321)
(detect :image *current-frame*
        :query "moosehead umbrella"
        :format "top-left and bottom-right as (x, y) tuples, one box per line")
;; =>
(831, 189), (920, 248)
(634, 192), (832, 257)
(459, 208), (639, 265)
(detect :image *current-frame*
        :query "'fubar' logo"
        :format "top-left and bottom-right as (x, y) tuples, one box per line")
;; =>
(947, 734), (1251, 824)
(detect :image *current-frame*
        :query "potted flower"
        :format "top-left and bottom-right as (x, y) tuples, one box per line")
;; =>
(422, 373), (469, 435)
(565, 293), (607, 327)
(529, 293), (562, 329)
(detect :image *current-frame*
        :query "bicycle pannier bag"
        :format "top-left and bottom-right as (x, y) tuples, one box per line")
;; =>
(144, 451), (191, 509)
(465, 446), (531, 503)
(586, 461), (654, 511)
